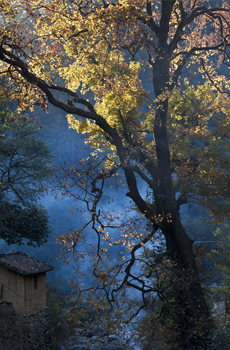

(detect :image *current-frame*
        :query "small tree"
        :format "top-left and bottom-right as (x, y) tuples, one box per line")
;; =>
(0, 103), (52, 245)
(203, 224), (230, 350)
(209, 224), (230, 312)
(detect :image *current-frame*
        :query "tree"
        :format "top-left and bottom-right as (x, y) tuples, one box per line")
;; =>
(56, 83), (230, 348)
(0, 1), (230, 348)
(0, 103), (52, 245)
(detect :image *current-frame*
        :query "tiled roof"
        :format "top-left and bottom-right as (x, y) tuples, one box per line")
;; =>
(0, 252), (54, 275)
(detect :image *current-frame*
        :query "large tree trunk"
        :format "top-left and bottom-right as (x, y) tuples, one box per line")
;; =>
(151, 60), (213, 349)
(162, 208), (213, 349)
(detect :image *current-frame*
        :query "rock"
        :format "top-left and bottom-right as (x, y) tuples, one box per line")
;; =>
(108, 335), (118, 342)
(87, 325), (105, 338)
(58, 320), (143, 350)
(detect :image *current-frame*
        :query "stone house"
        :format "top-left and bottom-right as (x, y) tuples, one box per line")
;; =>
(0, 252), (53, 315)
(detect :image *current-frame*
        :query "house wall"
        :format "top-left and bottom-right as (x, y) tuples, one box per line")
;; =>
(24, 273), (46, 314)
(0, 266), (47, 314)
(0, 266), (25, 314)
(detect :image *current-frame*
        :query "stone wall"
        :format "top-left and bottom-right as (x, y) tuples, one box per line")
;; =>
(0, 302), (52, 350)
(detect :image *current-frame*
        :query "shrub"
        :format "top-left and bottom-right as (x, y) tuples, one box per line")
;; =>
(46, 282), (75, 349)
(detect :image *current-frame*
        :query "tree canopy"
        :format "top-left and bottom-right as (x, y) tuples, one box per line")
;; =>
(0, 103), (52, 245)
(0, 0), (230, 348)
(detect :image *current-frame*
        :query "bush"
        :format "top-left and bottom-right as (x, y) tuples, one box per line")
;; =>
(46, 282), (75, 349)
